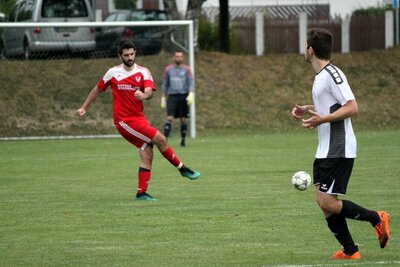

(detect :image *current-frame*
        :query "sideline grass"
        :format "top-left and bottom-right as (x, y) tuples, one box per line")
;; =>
(0, 131), (399, 266)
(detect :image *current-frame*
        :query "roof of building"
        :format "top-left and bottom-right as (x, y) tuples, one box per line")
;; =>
(202, 4), (330, 20)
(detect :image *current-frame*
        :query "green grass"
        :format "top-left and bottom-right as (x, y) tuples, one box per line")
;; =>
(0, 131), (399, 266)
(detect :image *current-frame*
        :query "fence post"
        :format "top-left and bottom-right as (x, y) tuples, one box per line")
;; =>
(95, 9), (102, 21)
(255, 12), (264, 56)
(385, 10), (394, 49)
(341, 16), (350, 53)
(299, 13), (307, 54)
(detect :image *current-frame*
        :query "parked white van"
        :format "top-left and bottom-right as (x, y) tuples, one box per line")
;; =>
(1, 0), (96, 59)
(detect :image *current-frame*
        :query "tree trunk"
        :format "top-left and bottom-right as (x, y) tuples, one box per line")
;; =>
(186, 0), (206, 49)
(163, 0), (181, 20)
(185, 0), (206, 20)
(219, 0), (230, 53)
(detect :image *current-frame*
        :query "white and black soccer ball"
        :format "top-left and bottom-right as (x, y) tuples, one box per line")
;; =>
(292, 171), (312, 191)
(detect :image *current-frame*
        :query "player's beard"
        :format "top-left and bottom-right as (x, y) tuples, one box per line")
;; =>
(122, 58), (135, 68)
(175, 59), (183, 65)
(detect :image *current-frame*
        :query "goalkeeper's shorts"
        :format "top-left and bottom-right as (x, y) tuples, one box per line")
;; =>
(167, 94), (189, 118)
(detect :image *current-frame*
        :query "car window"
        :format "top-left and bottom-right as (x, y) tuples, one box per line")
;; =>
(8, 4), (19, 22)
(115, 13), (127, 21)
(18, 0), (34, 21)
(157, 12), (167, 20)
(8, 5), (18, 22)
(41, 0), (89, 18)
(130, 11), (145, 21)
(129, 10), (166, 21)
(15, 1), (25, 21)
(105, 13), (117, 22)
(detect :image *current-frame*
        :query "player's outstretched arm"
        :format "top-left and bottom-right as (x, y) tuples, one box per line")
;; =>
(76, 86), (102, 116)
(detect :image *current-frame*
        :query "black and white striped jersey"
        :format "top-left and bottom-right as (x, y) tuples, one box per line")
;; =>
(312, 64), (357, 159)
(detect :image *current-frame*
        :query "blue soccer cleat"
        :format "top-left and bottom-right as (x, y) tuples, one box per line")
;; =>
(136, 192), (156, 201)
(180, 166), (201, 180)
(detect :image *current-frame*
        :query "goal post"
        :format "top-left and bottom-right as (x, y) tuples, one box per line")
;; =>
(0, 20), (196, 139)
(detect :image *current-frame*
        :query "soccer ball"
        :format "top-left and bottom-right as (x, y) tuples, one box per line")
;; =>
(292, 171), (312, 191)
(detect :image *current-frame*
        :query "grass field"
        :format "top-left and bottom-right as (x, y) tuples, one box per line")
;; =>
(0, 130), (399, 266)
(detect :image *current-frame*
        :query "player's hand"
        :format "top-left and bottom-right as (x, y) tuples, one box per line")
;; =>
(76, 108), (86, 117)
(186, 92), (194, 105)
(302, 110), (324, 129)
(134, 90), (147, 100)
(291, 104), (306, 119)
(161, 96), (166, 109)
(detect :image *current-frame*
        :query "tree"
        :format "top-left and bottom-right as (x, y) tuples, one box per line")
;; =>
(0, 0), (16, 17)
(186, 0), (206, 48)
(219, 0), (229, 53)
(163, 0), (206, 20)
(163, 0), (181, 20)
(114, 0), (137, 9)
(185, 0), (206, 21)
(163, 0), (206, 48)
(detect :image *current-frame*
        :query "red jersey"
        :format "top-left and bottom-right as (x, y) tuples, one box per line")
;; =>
(97, 63), (156, 124)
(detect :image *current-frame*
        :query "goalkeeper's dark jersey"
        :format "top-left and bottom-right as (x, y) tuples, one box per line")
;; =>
(162, 64), (193, 95)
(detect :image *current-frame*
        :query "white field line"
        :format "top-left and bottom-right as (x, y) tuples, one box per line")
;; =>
(0, 134), (120, 141)
(267, 261), (400, 267)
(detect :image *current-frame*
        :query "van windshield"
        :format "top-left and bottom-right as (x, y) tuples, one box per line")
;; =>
(41, 0), (89, 18)
(130, 10), (167, 21)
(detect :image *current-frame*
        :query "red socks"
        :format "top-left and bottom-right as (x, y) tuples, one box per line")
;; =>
(137, 147), (183, 193)
(138, 167), (151, 193)
(161, 146), (182, 168)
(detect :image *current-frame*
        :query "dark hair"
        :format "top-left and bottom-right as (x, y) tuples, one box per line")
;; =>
(307, 28), (332, 60)
(118, 39), (137, 55)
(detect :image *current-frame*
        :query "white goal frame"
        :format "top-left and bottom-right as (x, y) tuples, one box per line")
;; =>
(0, 20), (197, 139)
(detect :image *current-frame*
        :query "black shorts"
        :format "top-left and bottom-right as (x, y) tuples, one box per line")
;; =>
(313, 158), (354, 195)
(167, 94), (189, 118)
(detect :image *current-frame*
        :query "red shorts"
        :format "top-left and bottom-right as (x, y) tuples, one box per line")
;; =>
(115, 119), (158, 150)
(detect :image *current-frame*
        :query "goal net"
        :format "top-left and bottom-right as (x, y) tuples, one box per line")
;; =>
(0, 20), (196, 140)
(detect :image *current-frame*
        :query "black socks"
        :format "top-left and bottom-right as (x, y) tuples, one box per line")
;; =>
(164, 121), (171, 137)
(326, 214), (358, 255)
(181, 123), (187, 139)
(341, 200), (380, 226)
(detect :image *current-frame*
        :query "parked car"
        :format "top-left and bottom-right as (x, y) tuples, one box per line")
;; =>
(0, 0), (96, 59)
(95, 9), (167, 57)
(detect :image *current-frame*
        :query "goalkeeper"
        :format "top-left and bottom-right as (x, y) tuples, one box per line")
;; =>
(161, 51), (194, 147)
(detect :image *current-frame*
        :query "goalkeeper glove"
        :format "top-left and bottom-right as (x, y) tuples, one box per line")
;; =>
(186, 92), (194, 105)
(161, 96), (166, 109)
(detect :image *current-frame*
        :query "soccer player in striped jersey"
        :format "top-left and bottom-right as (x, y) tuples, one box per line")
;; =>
(77, 40), (200, 201)
(291, 28), (390, 260)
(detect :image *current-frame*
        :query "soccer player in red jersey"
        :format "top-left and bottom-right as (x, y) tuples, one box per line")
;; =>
(77, 40), (200, 201)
